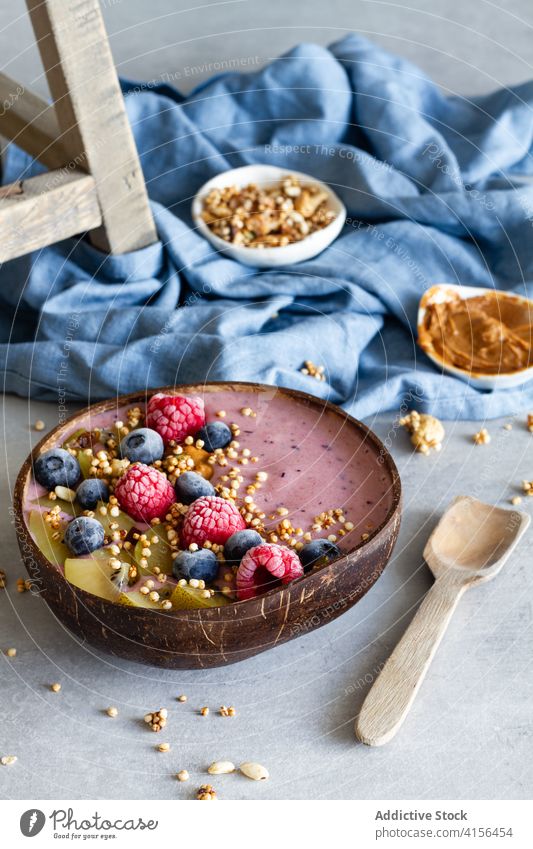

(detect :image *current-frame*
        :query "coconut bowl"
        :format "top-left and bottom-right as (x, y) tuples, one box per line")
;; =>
(13, 383), (401, 669)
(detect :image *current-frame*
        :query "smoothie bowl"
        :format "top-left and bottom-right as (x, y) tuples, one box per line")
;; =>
(14, 383), (401, 668)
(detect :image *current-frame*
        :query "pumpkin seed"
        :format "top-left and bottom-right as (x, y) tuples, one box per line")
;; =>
(207, 761), (235, 775)
(239, 762), (269, 781)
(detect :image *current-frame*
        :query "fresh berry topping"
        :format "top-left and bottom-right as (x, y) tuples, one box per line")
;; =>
(195, 421), (232, 452)
(64, 516), (105, 556)
(119, 427), (164, 464)
(146, 393), (205, 444)
(224, 529), (263, 564)
(175, 471), (215, 505)
(114, 463), (175, 522)
(299, 539), (341, 572)
(172, 549), (219, 583)
(76, 478), (110, 510)
(181, 496), (245, 548)
(34, 448), (80, 490)
(236, 543), (303, 600)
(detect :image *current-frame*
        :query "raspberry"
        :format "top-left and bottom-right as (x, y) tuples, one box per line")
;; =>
(181, 496), (245, 548)
(114, 463), (175, 523)
(146, 393), (205, 445)
(236, 543), (304, 601)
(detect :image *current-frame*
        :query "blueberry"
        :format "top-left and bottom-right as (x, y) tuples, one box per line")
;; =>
(64, 516), (105, 556)
(224, 529), (263, 564)
(174, 471), (215, 505)
(76, 478), (110, 510)
(34, 448), (80, 490)
(172, 549), (219, 583)
(299, 539), (341, 572)
(120, 428), (164, 464)
(195, 421), (232, 452)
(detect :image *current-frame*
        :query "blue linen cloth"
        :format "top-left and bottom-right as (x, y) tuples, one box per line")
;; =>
(2, 34), (533, 420)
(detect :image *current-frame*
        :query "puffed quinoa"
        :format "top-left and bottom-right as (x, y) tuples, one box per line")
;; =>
(1, 755), (17, 766)
(5, 648), (16, 657)
(106, 706), (118, 717)
(34, 419), (45, 431)
(177, 770), (190, 782)
(50, 682), (61, 693)
(177, 694), (187, 703)
(157, 742), (170, 753)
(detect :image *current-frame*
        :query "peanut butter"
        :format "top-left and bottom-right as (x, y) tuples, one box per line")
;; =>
(418, 290), (533, 375)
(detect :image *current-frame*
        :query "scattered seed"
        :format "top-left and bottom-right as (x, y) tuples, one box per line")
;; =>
(34, 420), (45, 431)
(176, 770), (189, 782)
(177, 695), (187, 703)
(5, 648), (16, 658)
(511, 496), (523, 506)
(157, 742), (170, 753)
(1, 755), (17, 766)
(50, 682), (61, 693)
(240, 762), (269, 781)
(207, 761), (235, 775)
(106, 706), (118, 718)
(200, 706), (209, 717)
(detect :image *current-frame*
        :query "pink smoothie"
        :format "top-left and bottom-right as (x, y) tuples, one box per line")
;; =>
(26, 386), (395, 551)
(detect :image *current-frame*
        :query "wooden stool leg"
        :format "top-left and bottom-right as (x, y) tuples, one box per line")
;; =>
(26, 0), (157, 254)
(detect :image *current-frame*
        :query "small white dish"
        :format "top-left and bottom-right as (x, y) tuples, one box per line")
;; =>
(191, 164), (346, 268)
(417, 283), (533, 390)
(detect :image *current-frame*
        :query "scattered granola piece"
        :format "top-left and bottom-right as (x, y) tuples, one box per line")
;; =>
(399, 411), (445, 455)
(473, 428), (491, 445)
(300, 360), (326, 381)
(0, 570), (6, 589)
(219, 705), (236, 717)
(50, 682), (61, 693)
(511, 496), (523, 506)
(200, 706), (209, 717)
(503, 423), (513, 431)
(528, 413), (533, 433)
(106, 706), (118, 718)
(1, 755), (17, 766)
(177, 770), (190, 782)
(197, 784), (217, 800)
(34, 420), (45, 432)
(157, 742), (170, 753)
(144, 708), (168, 731)
(522, 480), (533, 496)
(177, 694), (187, 703)
(5, 648), (16, 658)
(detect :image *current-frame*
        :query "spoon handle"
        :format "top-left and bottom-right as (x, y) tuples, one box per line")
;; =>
(355, 572), (468, 746)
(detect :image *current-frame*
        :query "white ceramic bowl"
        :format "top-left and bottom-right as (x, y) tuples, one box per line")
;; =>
(417, 283), (533, 390)
(191, 164), (346, 268)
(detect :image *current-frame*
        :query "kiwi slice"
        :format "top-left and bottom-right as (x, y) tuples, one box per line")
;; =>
(64, 550), (126, 602)
(169, 583), (229, 610)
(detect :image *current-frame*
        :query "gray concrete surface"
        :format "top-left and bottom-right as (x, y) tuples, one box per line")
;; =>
(1, 0), (533, 801)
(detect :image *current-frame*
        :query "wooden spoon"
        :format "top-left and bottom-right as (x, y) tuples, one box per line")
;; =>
(355, 496), (530, 746)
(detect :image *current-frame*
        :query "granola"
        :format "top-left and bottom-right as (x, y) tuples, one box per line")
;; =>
(200, 175), (337, 248)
